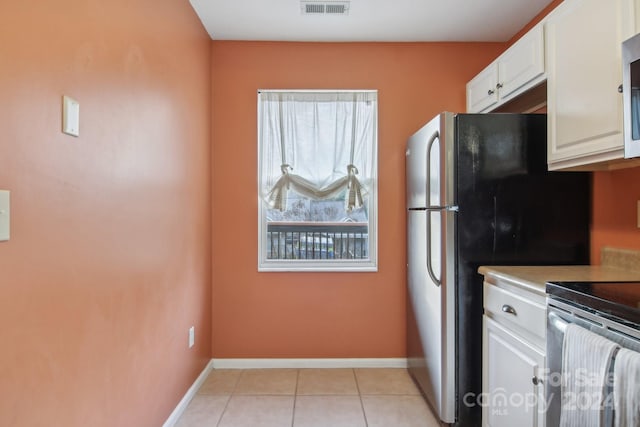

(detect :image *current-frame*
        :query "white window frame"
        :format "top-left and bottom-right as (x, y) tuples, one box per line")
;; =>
(257, 89), (378, 272)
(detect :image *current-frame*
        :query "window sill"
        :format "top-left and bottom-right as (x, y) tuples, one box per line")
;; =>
(258, 260), (378, 273)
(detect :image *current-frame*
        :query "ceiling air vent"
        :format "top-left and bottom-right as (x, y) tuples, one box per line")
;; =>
(301, 1), (350, 15)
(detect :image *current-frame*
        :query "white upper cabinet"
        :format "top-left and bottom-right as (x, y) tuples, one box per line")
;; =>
(546, 0), (639, 170)
(497, 25), (546, 101)
(467, 25), (546, 113)
(467, 63), (499, 113)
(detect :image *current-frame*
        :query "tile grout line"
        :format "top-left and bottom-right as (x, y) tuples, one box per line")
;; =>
(213, 395), (232, 427)
(291, 369), (300, 427)
(353, 368), (370, 427)
(214, 368), (243, 427)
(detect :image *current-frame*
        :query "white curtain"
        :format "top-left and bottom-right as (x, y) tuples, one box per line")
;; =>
(259, 91), (377, 213)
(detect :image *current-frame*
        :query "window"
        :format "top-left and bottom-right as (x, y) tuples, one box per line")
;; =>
(258, 90), (378, 271)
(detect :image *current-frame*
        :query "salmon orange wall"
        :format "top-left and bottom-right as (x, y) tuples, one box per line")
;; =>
(0, 1), (211, 426)
(592, 168), (640, 262)
(211, 41), (504, 358)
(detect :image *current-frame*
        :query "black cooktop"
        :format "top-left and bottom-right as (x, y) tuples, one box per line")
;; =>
(546, 281), (640, 327)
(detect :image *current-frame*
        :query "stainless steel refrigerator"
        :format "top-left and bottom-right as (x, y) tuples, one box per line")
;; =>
(405, 112), (590, 426)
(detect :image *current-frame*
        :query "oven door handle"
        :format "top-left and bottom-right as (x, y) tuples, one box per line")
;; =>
(548, 311), (568, 334)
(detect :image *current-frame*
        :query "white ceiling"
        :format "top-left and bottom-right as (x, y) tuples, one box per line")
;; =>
(189, 0), (554, 42)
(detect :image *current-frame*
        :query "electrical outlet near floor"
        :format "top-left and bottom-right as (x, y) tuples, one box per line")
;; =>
(188, 326), (195, 348)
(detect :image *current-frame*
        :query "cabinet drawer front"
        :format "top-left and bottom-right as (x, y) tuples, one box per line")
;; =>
(484, 283), (546, 340)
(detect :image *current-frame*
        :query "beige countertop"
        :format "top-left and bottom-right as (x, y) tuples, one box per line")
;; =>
(478, 265), (640, 296)
(479, 247), (640, 295)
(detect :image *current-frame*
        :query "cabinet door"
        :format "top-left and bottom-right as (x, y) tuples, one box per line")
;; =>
(497, 25), (545, 102)
(483, 316), (545, 427)
(546, 0), (636, 169)
(467, 62), (499, 113)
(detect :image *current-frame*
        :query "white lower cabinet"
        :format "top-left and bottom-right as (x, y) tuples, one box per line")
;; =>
(483, 317), (545, 427)
(482, 280), (547, 427)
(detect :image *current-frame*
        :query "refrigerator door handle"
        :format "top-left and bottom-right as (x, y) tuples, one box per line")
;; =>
(426, 209), (442, 287)
(425, 130), (440, 208)
(425, 129), (442, 287)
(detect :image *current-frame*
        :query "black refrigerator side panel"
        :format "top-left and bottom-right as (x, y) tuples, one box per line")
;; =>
(452, 114), (590, 427)
(456, 114), (590, 264)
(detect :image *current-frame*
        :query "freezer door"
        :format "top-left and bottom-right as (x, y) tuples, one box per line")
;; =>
(406, 113), (456, 209)
(406, 115), (441, 209)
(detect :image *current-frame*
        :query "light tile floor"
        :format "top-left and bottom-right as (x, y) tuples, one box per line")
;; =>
(175, 368), (443, 427)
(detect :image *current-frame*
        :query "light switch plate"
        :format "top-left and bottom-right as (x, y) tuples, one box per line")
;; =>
(62, 95), (80, 137)
(0, 190), (10, 241)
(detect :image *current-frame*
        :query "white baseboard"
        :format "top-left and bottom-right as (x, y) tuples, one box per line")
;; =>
(210, 358), (408, 369)
(163, 359), (215, 427)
